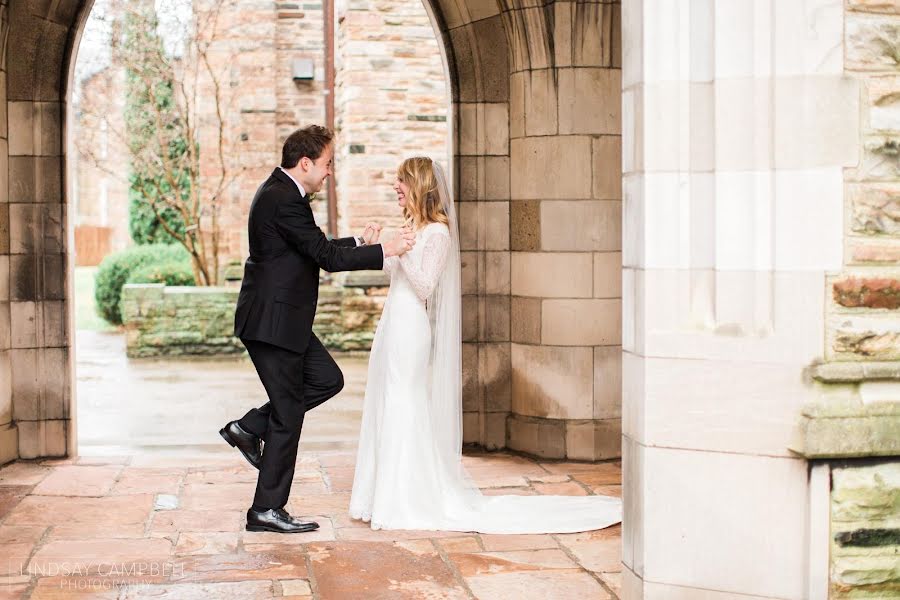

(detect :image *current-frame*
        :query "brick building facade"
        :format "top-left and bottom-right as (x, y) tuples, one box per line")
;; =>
(73, 0), (447, 266)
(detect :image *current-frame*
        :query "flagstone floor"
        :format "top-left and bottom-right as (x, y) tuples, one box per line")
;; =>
(0, 451), (622, 599)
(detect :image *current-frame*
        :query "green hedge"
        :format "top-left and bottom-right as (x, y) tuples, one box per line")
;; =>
(127, 261), (195, 287)
(95, 244), (192, 325)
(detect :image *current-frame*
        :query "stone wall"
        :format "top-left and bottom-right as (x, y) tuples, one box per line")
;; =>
(334, 0), (448, 235)
(121, 277), (386, 357)
(830, 461), (900, 598)
(121, 284), (244, 358)
(829, 3), (900, 364)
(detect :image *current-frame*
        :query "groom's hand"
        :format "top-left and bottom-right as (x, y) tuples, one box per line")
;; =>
(383, 231), (416, 257)
(361, 222), (382, 245)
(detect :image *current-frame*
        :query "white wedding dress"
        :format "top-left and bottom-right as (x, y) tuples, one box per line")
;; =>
(348, 164), (622, 534)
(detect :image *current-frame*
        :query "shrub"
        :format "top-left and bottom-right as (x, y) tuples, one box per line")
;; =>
(128, 261), (196, 287)
(94, 244), (191, 325)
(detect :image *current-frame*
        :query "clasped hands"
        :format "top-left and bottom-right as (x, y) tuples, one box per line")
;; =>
(361, 222), (415, 258)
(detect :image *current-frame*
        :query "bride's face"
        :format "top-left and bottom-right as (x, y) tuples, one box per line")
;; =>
(393, 177), (410, 208)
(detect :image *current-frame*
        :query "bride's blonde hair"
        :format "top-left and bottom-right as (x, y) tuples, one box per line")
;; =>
(397, 157), (449, 230)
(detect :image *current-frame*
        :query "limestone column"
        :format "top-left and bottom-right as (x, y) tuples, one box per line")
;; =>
(621, 1), (859, 597)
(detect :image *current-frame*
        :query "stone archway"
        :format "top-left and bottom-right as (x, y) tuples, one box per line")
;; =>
(0, 0), (625, 464)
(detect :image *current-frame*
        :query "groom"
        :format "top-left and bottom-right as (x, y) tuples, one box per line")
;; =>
(221, 125), (414, 533)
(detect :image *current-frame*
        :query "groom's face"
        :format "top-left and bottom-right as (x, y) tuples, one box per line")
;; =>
(303, 144), (334, 194)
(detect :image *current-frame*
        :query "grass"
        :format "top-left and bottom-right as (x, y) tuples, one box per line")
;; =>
(75, 266), (117, 332)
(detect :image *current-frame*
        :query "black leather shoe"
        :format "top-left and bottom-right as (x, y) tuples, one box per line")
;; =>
(246, 508), (319, 533)
(219, 421), (262, 469)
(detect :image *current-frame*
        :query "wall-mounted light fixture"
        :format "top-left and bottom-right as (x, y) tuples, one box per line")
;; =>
(292, 58), (314, 82)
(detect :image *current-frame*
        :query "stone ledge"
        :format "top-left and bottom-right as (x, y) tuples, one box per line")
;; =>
(791, 409), (900, 459)
(811, 361), (900, 382)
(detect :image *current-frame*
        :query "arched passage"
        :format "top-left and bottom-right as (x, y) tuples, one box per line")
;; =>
(0, 0), (623, 465)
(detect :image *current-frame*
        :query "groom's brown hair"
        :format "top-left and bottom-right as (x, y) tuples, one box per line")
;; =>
(281, 125), (334, 168)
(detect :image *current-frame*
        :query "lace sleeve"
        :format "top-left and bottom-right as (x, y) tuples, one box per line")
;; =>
(383, 255), (399, 275)
(399, 228), (451, 301)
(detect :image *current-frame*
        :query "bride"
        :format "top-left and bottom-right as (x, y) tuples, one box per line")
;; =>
(348, 157), (621, 534)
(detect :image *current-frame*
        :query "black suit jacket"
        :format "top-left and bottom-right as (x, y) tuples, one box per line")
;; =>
(234, 168), (384, 353)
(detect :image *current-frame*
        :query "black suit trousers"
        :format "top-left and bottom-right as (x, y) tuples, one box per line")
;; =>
(238, 334), (343, 509)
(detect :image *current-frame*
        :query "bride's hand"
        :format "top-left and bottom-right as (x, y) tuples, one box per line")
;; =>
(362, 222), (382, 244)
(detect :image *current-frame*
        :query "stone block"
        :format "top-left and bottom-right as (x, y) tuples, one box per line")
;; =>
(559, 68), (621, 135)
(462, 411), (480, 445)
(566, 418), (621, 461)
(462, 342), (480, 412)
(511, 343), (593, 420)
(16, 419), (67, 459)
(848, 183), (900, 235)
(35, 156), (61, 203)
(0, 257), (7, 305)
(42, 300), (65, 347)
(8, 102), (35, 156)
(0, 205), (7, 254)
(482, 202), (509, 251)
(482, 411), (507, 450)
(594, 252), (621, 298)
(8, 156), (35, 203)
(510, 200), (540, 251)
(458, 156), (477, 202)
(480, 103), (508, 156)
(37, 102), (61, 156)
(846, 13), (900, 71)
(0, 72), (7, 139)
(462, 295), (478, 342)
(482, 156), (509, 200)
(511, 252), (593, 298)
(572, 2), (619, 68)
(10, 301), (36, 348)
(9, 204), (62, 254)
(0, 303), (8, 350)
(471, 16), (509, 103)
(510, 297), (541, 344)
(457, 202), (478, 250)
(774, 77), (860, 170)
(593, 136), (621, 200)
(0, 351), (10, 423)
(639, 446), (809, 598)
(867, 75), (900, 131)
(594, 345), (622, 419)
(458, 102), (477, 155)
(524, 69), (558, 136)
(460, 251), (478, 295)
(858, 135), (900, 181)
(553, 1), (574, 67)
(542, 298), (621, 346)
(0, 139), (8, 203)
(509, 72), (525, 138)
(0, 423), (16, 466)
(511, 136), (593, 200)
(479, 294), (509, 342)
(540, 200), (621, 252)
(848, 0), (900, 13)
(483, 251), (509, 295)
(480, 342), (510, 412)
(507, 414), (566, 460)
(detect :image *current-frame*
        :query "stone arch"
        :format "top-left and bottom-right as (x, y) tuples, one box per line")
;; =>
(0, 0), (623, 463)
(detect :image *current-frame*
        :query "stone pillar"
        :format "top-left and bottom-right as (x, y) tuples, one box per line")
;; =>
(447, 3), (512, 451)
(621, 1), (859, 597)
(506, 2), (623, 460)
(0, 0), (15, 465)
(3, 0), (75, 461)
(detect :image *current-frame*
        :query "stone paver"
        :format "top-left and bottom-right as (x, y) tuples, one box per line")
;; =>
(0, 451), (622, 599)
(0, 331), (622, 598)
